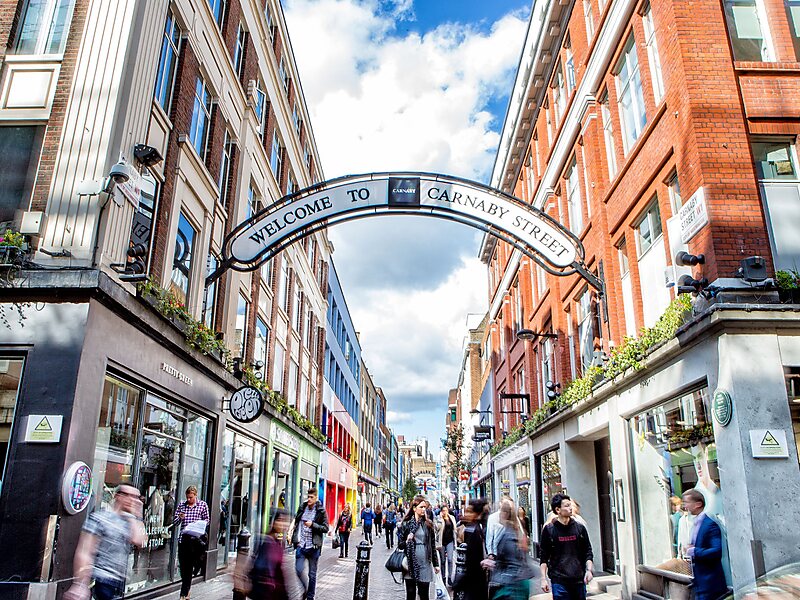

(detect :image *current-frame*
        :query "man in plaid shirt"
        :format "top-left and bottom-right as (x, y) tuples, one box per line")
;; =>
(174, 486), (209, 600)
(291, 488), (329, 600)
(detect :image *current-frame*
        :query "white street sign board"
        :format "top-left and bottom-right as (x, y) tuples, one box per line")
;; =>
(749, 429), (789, 458)
(679, 187), (709, 244)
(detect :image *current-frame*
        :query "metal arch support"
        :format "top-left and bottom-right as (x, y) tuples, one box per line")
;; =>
(208, 172), (603, 292)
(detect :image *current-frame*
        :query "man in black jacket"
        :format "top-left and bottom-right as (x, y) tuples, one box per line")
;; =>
(291, 488), (329, 600)
(540, 493), (594, 600)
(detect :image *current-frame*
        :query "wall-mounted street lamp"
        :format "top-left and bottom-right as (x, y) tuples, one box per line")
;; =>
(515, 329), (558, 341)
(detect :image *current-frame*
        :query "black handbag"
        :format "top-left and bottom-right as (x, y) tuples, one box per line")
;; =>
(332, 536), (341, 549)
(385, 547), (406, 584)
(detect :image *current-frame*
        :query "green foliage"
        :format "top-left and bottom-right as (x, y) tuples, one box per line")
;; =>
(775, 269), (799, 290)
(443, 423), (466, 479)
(0, 230), (25, 248)
(491, 294), (693, 456)
(402, 478), (419, 501)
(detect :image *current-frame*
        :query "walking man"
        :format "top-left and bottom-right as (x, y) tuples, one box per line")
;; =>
(384, 503), (398, 549)
(292, 488), (329, 600)
(682, 489), (727, 600)
(64, 484), (146, 600)
(360, 502), (375, 545)
(174, 485), (210, 600)
(540, 493), (594, 600)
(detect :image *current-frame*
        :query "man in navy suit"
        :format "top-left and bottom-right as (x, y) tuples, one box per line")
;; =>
(682, 489), (728, 600)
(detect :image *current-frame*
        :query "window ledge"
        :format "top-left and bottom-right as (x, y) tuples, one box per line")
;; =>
(734, 61), (800, 73)
(2, 53), (63, 64)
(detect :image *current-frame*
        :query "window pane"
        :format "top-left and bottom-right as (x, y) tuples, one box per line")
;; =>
(15, 0), (75, 55)
(255, 317), (269, 380)
(724, 0), (769, 61)
(752, 140), (797, 180)
(236, 294), (248, 357)
(0, 359), (24, 491)
(183, 414), (209, 497)
(0, 126), (45, 223)
(170, 213), (196, 305)
(788, 0), (800, 60)
(202, 255), (218, 328)
(154, 13), (180, 111)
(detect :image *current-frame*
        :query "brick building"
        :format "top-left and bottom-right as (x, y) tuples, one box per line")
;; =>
(0, 0), (331, 597)
(483, 0), (800, 596)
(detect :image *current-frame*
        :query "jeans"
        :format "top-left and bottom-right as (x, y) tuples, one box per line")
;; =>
(439, 542), (455, 585)
(339, 531), (350, 556)
(405, 579), (431, 600)
(295, 546), (321, 600)
(385, 523), (396, 548)
(376, 519), (383, 536)
(363, 523), (373, 544)
(93, 579), (125, 600)
(552, 581), (587, 600)
(178, 536), (204, 597)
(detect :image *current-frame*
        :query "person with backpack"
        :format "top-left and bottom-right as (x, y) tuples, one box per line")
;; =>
(384, 503), (398, 549)
(540, 493), (594, 600)
(360, 502), (376, 545)
(249, 509), (290, 600)
(336, 504), (354, 558)
(291, 488), (329, 600)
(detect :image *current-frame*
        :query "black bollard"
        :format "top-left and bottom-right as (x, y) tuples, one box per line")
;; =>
(232, 528), (252, 600)
(453, 543), (467, 600)
(353, 540), (372, 600)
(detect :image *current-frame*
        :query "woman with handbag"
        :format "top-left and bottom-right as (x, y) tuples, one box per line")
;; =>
(249, 509), (290, 600)
(336, 504), (354, 558)
(397, 495), (440, 600)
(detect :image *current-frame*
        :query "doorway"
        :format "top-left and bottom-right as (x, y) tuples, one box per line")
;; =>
(594, 438), (616, 573)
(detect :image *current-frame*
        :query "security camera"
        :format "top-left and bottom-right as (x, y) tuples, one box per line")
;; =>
(108, 161), (132, 184)
(675, 251), (705, 266)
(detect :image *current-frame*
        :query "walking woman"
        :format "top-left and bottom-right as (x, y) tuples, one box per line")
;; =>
(489, 500), (533, 600)
(398, 495), (440, 600)
(384, 503), (397, 549)
(249, 509), (290, 600)
(375, 504), (384, 538)
(435, 505), (458, 587)
(174, 485), (210, 600)
(336, 504), (354, 558)
(454, 499), (488, 600)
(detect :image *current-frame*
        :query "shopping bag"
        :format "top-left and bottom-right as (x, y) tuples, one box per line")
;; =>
(434, 570), (449, 599)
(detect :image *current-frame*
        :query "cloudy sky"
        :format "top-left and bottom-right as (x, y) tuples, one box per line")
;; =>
(284, 0), (529, 449)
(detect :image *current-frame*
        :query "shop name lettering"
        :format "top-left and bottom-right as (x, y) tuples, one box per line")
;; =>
(161, 363), (192, 386)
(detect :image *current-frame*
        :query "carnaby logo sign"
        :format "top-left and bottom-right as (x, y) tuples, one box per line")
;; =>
(218, 172), (598, 290)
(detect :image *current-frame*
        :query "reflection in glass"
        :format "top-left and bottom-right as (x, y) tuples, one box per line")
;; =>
(0, 358), (24, 491)
(170, 213), (196, 306)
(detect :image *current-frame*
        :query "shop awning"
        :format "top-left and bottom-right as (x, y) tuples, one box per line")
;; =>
(358, 472), (381, 487)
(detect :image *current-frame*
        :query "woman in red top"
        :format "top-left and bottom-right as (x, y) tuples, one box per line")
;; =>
(336, 504), (354, 558)
(250, 509), (291, 600)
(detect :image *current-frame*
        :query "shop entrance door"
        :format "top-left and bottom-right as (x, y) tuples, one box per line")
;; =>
(594, 438), (616, 573)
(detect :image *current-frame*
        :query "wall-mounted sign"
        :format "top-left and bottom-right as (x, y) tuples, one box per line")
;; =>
(679, 187), (709, 243)
(62, 462), (93, 515)
(750, 429), (789, 458)
(24, 414), (63, 443)
(272, 422), (301, 453)
(712, 390), (733, 427)
(229, 386), (263, 423)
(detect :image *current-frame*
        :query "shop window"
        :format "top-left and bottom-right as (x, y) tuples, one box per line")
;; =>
(615, 34), (647, 154)
(154, 11), (181, 113)
(785, 367), (800, 467)
(190, 78), (212, 160)
(787, 0), (800, 60)
(91, 375), (210, 595)
(536, 448), (564, 531)
(723, 0), (772, 61)
(0, 358), (24, 492)
(13, 0), (76, 55)
(642, 2), (665, 104)
(0, 126), (45, 223)
(170, 212), (196, 306)
(635, 200), (663, 257)
(630, 388), (728, 579)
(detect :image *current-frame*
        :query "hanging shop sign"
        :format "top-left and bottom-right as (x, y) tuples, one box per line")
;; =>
(24, 414), (63, 443)
(750, 429), (789, 458)
(712, 389), (733, 427)
(229, 386), (264, 423)
(62, 461), (93, 515)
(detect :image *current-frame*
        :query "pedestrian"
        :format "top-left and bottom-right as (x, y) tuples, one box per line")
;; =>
(454, 498), (488, 600)
(682, 489), (727, 600)
(249, 509), (291, 600)
(488, 500), (533, 600)
(360, 502), (375, 545)
(291, 488), (329, 600)
(174, 485), (210, 600)
(384, 503), (398, 549)
(540, 493), (594, 600)
(485, 497), (510, 560)
(336, 504), (354, 558)
(398, 495), (440, 600)
(517, 506), (532, 541)
(435, 505), (457, 587)
(375, 504), (384, 538)
(64, 484), (146, 600)
(571, 499), (589, 528)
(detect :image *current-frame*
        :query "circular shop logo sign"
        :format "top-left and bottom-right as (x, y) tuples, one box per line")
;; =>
(62, 461), (93, 515)
(712, 390), (733, 427)
(229, 386), (264, 423)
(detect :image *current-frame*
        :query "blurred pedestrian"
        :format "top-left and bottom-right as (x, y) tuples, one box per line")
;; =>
(488, 500), (532, 600)
(174, 485), (210, 600)
(384, 503), (398, 549)
(571, 499), (588, 528)
(64, 484), (146, 600)
(454, 499), (488, 600)
(336, 504), (354, 558)
(292, 488), (329, 600)
(360, 502), (375, 545)
(435, 505), (458, 587)
(249, 509), (291, 600)
(517, 506), (532, 541)
(682, 489), (727, 600)
(398, 495), (440, 600)
(540, 493), (594, 600)
(375, 504), (384, 538)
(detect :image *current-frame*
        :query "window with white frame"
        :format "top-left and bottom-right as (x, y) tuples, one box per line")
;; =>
(600, 92), (618, 178)
(752, 139), (798, 180)
(234, 23), (246, 80)
(577, 289), (595, 372)
(537, 264), (548, 296)
(553, 64), (567, 122)
(565, 43), (576, 94)
(278, 260), (289, 313)
(235, 293), (248, 358)
(170, 212), (196, 305)
(642, 2), (665, 104)
(279, 56), (290, 93)
(207, 0), (226, 27)
(13, 0), (76, 55)
(667, 171), (682, 213)
(255, 317), (269, 381)
(286, 171), (296, 196)
(261, 258), (273, 287)
(513, 278), (523, 332)
(255, 80), (267, 139)
(288, 360), (298, 406)
(293, 286), (302, 331)
(635, 199), (663, 256)
(202, 254), (218, 329)
(154, 11), (181, 113)
(723, 0), (772, 61)
(483, 335), (492, 368)
(272, 342), (285, 390)
(190, 78), (212, 159)
(584, 0), (595, 40)
(304, 146), (312, 171)
(539, 337), (554, 400)
(566, 158), (583, 234)
(618, 237), (630, 276)
(292, 105), (302, 136)
(218, 131), (234, 205)
(304, 307), (313, 347)
(270, 131), (284, 180)
(247, 184), (261, 219)
(615, 35), (647, 154)
(787, 0), (800, 60)
(567, 308), (577, 379)
(265, 5), (276, 42)
(545, 103), (553, 144)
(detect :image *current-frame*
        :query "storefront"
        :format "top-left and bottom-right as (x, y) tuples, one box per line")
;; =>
(321, 450), (357, 527)
(267, 420), (321, 519)
(535, 448), (563, 532)
(490, 440), (531, 510)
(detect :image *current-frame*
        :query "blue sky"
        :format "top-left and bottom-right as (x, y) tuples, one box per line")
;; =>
(284, 0), (529, 454)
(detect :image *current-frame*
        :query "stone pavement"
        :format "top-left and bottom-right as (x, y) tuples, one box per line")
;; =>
(155, 527), (550, 600)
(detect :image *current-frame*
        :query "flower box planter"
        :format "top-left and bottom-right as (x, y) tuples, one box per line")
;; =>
(778, 288), (800, 304)
(0, 245), (21, 266)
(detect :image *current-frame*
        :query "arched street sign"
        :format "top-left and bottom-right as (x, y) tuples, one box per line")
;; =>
(211, 172), (602, 290)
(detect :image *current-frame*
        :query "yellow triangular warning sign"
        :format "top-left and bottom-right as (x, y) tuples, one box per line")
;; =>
(34, 417), (52, 432)
(761, 431), (780, 447)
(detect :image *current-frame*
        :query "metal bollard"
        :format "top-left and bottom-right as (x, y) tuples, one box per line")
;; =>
(232, 528), (252, 600)
(453, 543), (467, 600)
(353, 540), (372, 600)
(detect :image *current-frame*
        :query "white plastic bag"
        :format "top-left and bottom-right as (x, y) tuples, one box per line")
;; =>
(434, 570), (449, 600)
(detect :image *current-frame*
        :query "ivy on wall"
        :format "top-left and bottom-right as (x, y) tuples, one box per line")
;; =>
(490, 294), (693, 456)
